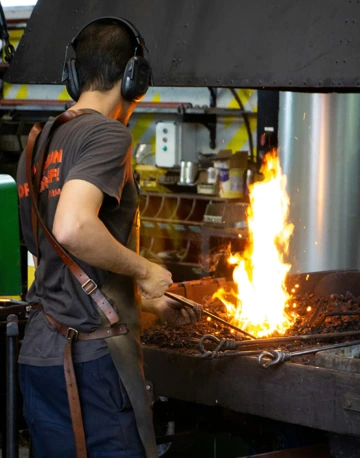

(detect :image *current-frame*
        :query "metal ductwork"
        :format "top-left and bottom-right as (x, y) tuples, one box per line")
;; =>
(5, 0), (360, 90)
(279, 92), (360, 273)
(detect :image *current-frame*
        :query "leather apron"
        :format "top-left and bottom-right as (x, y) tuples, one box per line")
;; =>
(101, 208), (158, 458)
(25, 111), (157, 457)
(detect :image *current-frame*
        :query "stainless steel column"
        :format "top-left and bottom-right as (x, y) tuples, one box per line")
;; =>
(279, 92), (360, 273)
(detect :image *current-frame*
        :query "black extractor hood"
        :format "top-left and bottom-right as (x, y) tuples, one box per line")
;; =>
(5, 0), (360, 91)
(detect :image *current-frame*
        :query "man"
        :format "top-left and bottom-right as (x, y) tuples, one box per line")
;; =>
(16, 18), (200, 458)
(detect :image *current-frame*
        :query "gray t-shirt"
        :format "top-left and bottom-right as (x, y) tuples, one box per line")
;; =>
(16, 110), (138, 366)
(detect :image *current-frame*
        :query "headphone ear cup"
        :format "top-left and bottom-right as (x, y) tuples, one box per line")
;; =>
(65, 58), (80, 101)
(121, 56), (150, 102)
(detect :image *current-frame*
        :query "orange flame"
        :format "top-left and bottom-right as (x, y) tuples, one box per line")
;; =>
(214, 150), (295, 337)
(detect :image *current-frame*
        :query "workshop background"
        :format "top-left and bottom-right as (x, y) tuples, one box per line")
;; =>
(1, 1), (360, 458)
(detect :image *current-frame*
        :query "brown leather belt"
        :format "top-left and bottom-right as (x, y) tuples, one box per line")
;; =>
(32, 304), (128, 457)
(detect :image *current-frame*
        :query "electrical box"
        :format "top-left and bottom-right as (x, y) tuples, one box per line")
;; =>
(155, 122), (198, 168)
(156, 122), (179, 168)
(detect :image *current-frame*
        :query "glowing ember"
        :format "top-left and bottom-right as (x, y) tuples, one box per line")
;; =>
(213, 150), (295, 337)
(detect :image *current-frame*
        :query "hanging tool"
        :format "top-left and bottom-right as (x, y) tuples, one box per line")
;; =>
(0, 2), (15, 63)
(258, 339), (360, 368)
(164, 291), (256, 339)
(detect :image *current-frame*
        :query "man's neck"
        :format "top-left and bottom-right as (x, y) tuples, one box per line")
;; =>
(69, 85), (135, 125)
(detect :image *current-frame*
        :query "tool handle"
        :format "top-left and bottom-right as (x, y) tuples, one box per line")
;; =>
(164, 291), (196, 308)
(165, 292), (219, 318)
(164, 292), (256, 339)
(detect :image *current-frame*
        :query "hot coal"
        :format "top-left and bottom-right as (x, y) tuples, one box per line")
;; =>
(289, 291), (360, 334)
(141, 290), (360, 364)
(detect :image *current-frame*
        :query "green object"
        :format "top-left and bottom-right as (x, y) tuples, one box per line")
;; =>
(0, 174), (22, 296)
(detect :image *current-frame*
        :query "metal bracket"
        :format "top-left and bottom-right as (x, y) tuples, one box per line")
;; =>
(177, 87), (217, 149)
(145, 379), (154, 404)
(342, 395), (360, 413)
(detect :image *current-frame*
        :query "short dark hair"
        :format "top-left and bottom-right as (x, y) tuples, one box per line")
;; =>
(74, 19), (137, 94)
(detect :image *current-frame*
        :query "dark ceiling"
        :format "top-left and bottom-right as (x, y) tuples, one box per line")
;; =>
(5, 0), (360, 91)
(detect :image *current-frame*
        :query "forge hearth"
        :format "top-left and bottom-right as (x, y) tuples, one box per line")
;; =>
(141, 270), (360, 439)
(141, 270), (360, 362)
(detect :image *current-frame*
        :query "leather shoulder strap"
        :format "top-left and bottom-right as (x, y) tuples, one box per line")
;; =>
(29, 120), (46, 255)
(25, 109), (120, 326)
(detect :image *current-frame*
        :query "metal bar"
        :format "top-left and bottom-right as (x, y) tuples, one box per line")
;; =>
(202, 310), (255, 339)
(164, 291), (256, 339)
(0, 99), (256, 117)
(137, 107), (257, 116)
(258, 340), (360, 368)
(230, 330), (360, 348)
(291, 339), (360, 357)
(6, 314), (19, 458)
(308, 297), (325, 327)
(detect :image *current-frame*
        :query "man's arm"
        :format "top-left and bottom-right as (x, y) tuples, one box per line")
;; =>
(52, 179), (172, 299)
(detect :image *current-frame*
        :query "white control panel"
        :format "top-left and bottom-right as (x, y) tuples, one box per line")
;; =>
(155, 122), (180, 168)
(156, 121), (197, 167)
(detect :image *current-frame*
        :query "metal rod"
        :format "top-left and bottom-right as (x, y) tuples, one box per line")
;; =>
(291, 339), (360, 357)
(308, 297), (325, 327)
(6, 314), (19, 458)
(164, 292), (256, 339)
(202, 309), (256, 339)
(233, 330), (360, 348)
(258, 339), (360, 368)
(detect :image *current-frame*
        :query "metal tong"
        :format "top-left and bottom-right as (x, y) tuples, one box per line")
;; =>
(164, 291), (256, 339)
(258, 339), (360, 368)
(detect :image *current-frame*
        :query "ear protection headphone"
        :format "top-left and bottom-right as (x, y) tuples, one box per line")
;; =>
(61, 16), (152, 102)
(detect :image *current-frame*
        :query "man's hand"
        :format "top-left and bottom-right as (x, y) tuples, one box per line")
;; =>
(137, 262), (173, 299)
(142, 295), (202, 327)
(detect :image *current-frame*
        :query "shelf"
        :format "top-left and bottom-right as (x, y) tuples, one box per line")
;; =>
(141, 190), (248, 203)
(140, 192), (248, 279)
(141, 218), (203, 241)
(134, 105), (257, 117)
(140, 193), (248, 240)
(201, 225), (248, 239)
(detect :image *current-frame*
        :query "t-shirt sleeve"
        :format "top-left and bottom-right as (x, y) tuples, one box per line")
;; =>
(64, 119), (132, 206)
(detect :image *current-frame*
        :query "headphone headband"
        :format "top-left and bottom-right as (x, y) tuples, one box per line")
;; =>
(62, 16), (147, 83)
(70, 16), (145, 49)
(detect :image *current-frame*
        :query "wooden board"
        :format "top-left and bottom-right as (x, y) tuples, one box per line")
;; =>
(143, 347), (360, 437)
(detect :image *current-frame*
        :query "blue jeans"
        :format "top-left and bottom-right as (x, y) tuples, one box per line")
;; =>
(19, 353), (146, 458)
